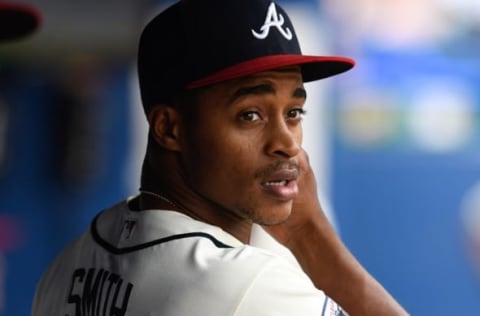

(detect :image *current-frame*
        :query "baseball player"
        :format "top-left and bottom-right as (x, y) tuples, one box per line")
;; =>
(32, 0), (407, 315)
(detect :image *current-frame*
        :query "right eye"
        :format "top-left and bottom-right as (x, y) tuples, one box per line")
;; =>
(239, 111), (261, 122)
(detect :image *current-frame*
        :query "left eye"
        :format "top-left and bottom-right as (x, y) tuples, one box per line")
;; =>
(287, 108), (306, 119)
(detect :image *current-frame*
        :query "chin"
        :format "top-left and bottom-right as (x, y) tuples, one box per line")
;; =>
(252, 206), (292, 226)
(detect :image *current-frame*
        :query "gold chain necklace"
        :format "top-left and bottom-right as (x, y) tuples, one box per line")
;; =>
(139, 189), (183, 211)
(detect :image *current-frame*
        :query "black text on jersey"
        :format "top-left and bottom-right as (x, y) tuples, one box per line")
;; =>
(66, 267), (134, 316)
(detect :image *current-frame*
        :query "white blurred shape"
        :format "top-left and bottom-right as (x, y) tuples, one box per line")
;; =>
(338, 89), (400, 147)
(408, 81), (475, 153)
(322, 0), (456, 49)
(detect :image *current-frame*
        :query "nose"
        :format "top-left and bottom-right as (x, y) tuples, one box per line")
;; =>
(265, 117), (302, 159)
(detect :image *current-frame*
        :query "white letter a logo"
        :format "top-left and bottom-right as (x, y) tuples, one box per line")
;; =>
(251, 2), (293, 40)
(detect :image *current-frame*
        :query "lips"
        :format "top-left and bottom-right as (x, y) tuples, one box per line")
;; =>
(264, 180), (288, 186)
(261, 168), (299, 201)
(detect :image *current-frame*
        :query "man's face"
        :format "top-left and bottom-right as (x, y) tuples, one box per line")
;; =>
(178, 67), (306, 225)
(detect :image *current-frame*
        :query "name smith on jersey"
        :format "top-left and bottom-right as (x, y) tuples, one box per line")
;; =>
(66, 267), (134, 316)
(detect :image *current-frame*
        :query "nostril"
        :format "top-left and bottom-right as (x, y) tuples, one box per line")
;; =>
(272, 150), (294, 159)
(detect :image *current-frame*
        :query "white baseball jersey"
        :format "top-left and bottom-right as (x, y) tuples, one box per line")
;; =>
(32, 198), (346, 316)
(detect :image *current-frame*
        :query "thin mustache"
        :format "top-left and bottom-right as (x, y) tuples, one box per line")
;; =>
(254, 160), (299, 179)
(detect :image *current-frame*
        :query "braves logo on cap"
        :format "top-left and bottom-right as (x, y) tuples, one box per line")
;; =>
(252, 2), (292, 40)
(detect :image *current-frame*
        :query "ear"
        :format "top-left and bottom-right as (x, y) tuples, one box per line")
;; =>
(147, 105), (182, 151)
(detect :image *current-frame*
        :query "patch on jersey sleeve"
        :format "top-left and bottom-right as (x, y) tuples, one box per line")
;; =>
(321, 297), (348, 316)
(120, 218), (137, 240)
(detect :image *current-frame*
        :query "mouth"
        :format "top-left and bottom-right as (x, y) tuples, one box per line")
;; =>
(260, 169), (299, 201)
(264, 180), (289, 186)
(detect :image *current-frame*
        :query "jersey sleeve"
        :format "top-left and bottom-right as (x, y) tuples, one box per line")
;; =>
(232, 256), (347, 316)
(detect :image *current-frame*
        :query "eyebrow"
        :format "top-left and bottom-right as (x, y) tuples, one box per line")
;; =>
(229, 83), (307, 104)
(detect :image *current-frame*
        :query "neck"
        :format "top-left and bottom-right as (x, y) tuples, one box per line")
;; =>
(138, 187), (252, 244)
(140, 150), (253, 243)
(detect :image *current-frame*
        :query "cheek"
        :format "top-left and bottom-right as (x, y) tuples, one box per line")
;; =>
(182, 130), (256, 199)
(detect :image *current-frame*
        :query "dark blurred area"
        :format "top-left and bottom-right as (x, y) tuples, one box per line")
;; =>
(0, 1), (150, 315)
(1, 0), (480, 315)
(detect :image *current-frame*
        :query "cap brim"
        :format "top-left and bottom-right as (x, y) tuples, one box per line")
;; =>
(186, 54), (355, 89)
(0, 3), (41, 41)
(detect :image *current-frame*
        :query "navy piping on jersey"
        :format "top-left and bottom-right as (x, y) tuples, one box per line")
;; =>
(90, 213), (234, 255)
(321, 297), (329, 315)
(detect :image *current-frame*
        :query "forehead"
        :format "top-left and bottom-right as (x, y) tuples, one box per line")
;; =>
(194, 66), (305, 101)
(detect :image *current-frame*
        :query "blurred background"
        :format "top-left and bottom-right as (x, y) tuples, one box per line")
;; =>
(1, 0), (480, 314)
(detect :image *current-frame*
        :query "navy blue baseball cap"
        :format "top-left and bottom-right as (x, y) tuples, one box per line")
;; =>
(138, 0), (355, 113)
(0, 2), (41, 41)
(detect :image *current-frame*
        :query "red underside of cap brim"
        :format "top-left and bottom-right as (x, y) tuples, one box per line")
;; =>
(0, 3), (41, 41)
(186, 54), (355, 89)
